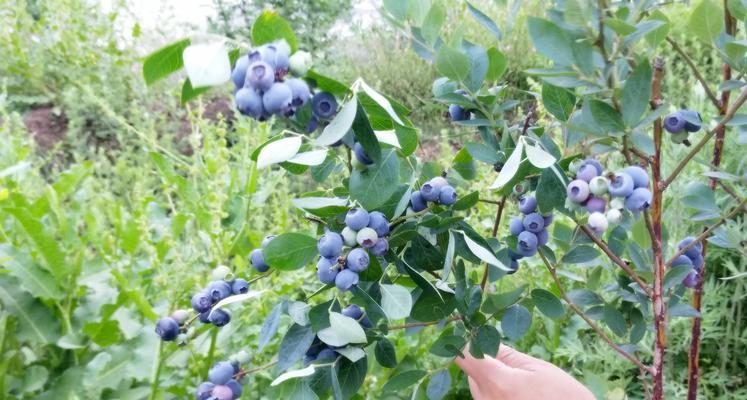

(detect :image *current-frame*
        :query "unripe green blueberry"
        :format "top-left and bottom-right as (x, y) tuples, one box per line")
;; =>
(234, 350), (252, 364)
(606, 208), (622, 225)
(356, 227), (379, 248)
(171, 309), (190, 325)
(212, 265), (232, 281)
(609, 197), (625, 210)
(289, 50), (312, 76)
(589, 176), (609, 195)
(352, 158), (367, 171)
(341, 226), (358, 247)
(568, 159), (583, 174)
(588, 212), (608, 233)
(512, 181), (528, 196)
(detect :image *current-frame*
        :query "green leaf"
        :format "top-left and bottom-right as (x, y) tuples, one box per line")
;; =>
(380, 284), (413, 320)
(471, 325), (501, 358)
(603, 305), (627, 337)
(527, 17), (573, 66)
(259, 303), (283, 351)
(263, 233), (318, 271)
(463, 43), (489, 93)
(531, 289), (564, 318)
(382, 370), (427, 393)
(489, 141), (523, 190)
(664, 265), (695, 291)
(315, 97), (357, 146)
(621, 61), (652, 127)
(486, 47), (507, 81)
(6, 208), (69, 281)
(501, 304), (531, 341)
(375, 338), (398, 368)
(82, 320), (122, 347)
(0, 276), (59, 345)
(688, 0), (724, 43)
(277, 324), (317, 372)
(317, 312), (367, 347)
(336, 358), (368, 399)
(542, 83), (575, 121)
(683, 182), (718, 212)
(644, 10), (670, 48)
(180, 78), (211, 105)
(421, 3), (445, 45)
(467, 1), (501, 39)
(452, 148), (476, 180)
(349, 149), (400, 209)
(430, 333), (466, 357)
(536, 167), (568, 214)
(567, 289), (604, 307)
(306, 70), (351, 96)
(589, 100), (625, 133)
(251, 10), (297, 52)
(0, 246), (64, 300)
(435, 47), (470, 81)
(483, 285), (526, 314)
(562, 245), (600, 264)
(142, 38), (190, 86)
(426, 369), (451, 400)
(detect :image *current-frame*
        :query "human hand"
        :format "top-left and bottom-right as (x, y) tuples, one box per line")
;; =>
(454, 344), (595, 400)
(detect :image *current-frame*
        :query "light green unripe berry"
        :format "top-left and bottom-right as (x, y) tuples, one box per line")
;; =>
(609, 197), (625, 210)
(341, 226), (358, 247)
(356, 227), (379, 248)
(234, 350), (252, 364)
(569, 159), (584, 174)
(588, 212), (608, 233)
(212, 265), (233, 281)
(171, 309), (190, 325)
(606, 209), (622, 225)
(352, 158), (367, 171)
(289, 50), (312, 76)
(589, 176), (609, 195)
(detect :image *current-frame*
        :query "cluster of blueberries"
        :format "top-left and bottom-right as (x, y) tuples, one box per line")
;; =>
(673, 237), (705, 289)
(663, 109), (702, 144)
(249, 235), (275, 273)
(409, 175), (458, 212)
(196, 355), (249, 400)
(303, 304), (372, 366)
(231, 40), (337, 132)
(566, 159), (652, 234)
(316, 208), (390, 291)
(508, 195), (552, 271)
(447, 90), (473, 122)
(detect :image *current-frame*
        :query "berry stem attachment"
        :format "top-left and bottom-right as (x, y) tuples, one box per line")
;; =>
(388, 205), (435, 229)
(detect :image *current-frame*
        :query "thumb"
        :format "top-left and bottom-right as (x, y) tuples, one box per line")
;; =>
(454, 345), (516, 383)
(495, 345), (544, 370)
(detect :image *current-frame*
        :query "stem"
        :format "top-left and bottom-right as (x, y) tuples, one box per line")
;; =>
(665, 37), (721, 109)
(305, 216), (328, 226)
(481, 196), (507, 290)
(389, 205), (434, 228)
(206, 329), (218, 369)
(149, 339), (164, 400)
(235, 360), (279, 378)
(537, 250), (653, 376)
(387, 315), (461, 331)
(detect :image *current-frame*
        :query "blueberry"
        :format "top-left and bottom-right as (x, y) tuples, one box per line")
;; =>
(543, 214), (554, 226)
(155, 317), (180, 341)
(171, 309), (190, 325)
(306, 115), (319, 133)
(371, 237), (389, 256)
(429, 176), (449, 189)
(231, 279), (249, 295)
(448, 104), (467, 121)
(522, 212), (545, 233)
(335, 269), (359, 291)
(250, 248), (270, 272)
(235, 88), (264, 119)
(420, 182), (441, 202)
(318, 232), (344, 258)
(345, 208), (370, 230)
(209, 309), (231, 327)
(585, 196), (607, 214)
(677, 237), (703, 260)
(575, 163), (599, 182)
(316, 348), (338, 361)
(508, 249), (523, 260)
(690, 254), (704, 272)
(588, 176), (609, 195)
(261, 235), (276, 248)
(367, 211), (390, 237)
(588, 212), (608, 233)
(346, 248), (370, 272)
(517, 231), (538, 257)
(608, 172), (635, 197)
(581, 159), (604, 175)
(316, 257), (339, 284)
(199, 311), (211, 323)
(354, 142), (373, 165)
(568, 159), (583, 174)
(341, 304), (364, 320)
(681, 109), (702, 132)
(566, 180), (591, 203)
(341, 226), (358, 247)
(356, 227), (379, 248)
(682, 270), (699, 288)
(439, 185), (457, 205)
(624, 188), (652, 211)
(206, 281), (232, 303)
(245, 61), (275, 91)
(671, 254), (693, 268)
(285, 78), (311, 107)
(211, 384), (234, 400)
(606, 209), (622, 225)
(289, 50), (312, 76)
(508, 259), (519, 273)
(518, 195), (537, 214)
(208, 362), (235, 385)
(410, 190), (427, 212)
(536, 229), (549, 246)
(262, 82), (293, 115)
(231, 55), (250, 89)
(311, 92), (337, 119)
(226, 379), (243, 399)
(509, 216), (524, 236)
(609, 197), (625, 210)
(196, 382), (215, 400)
(360, 316), (373, 328)
(622, 166), (649, 189)
(235, 350), (251, 364)
(192, 292), (213, 313)
(212, 265), (232, 281)
(272, 40), (291, 72)
(663, 111), (686, 133)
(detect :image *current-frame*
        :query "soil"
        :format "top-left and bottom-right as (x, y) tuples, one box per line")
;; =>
(23, 106), (68, 150)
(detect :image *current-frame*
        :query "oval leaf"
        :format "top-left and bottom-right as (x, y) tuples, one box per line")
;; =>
(359, 80), (404, 125)
(489, 141), (523, 190)
(317, 312), (367, 347)
(263, 233), (318, 270)
(459, 231), (511, 271)
(524, 141), (556, 168)
(286, 150), (328, 166)
(271, 365), (316, 386)
(291, 197), (348, 210)
(314, 97), (358, 146)
(257, 137), (303, 169)
(182, 42), (231, 88)
(380, 284), (413, 320)
(208, 290), (264, 318)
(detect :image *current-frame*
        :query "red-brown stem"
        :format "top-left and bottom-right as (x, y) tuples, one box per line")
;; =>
(687, 8), (736, 399)
(481, 196), (507, 290)
(650, 56), (666, 400)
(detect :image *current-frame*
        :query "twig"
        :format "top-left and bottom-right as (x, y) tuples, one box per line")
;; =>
(666, 37), (721, 109)
(305, 215), (328, 226)
(388, 205), (434, 229)
(387, 315), (462, 331)
(235, 360), (278, 378)
(538, 250), (653, 374)
(481, 196), (507, 290)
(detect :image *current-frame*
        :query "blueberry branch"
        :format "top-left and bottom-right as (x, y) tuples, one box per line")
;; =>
(234, 360), (278, 378)
(388, 205), (435, 229)
(387, 315), (462, 331)
(665, 37), (720, 109)
(480, 196), (506, 290)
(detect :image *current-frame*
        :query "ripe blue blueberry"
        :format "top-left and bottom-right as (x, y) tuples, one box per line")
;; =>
(410, 190), (427, 212)
(622, 165), (649, 189)
(235, 88), (264, 119)
(517, 231), (538, 257)
(231, 279), (249, 295)
(543, 214), (553, 226)
(306, 115), (319, 133)
(341, 227), (358, 247)
(245, 61), (275, 91)
(429, 176), (449, 189)
(285, 78), (311, 107)
(155, 317), (179, 341)
(192, 291), (215, 312)
(536, 229), (549, 246)
(262, 82), (293, 115)
(209, 362), (235, 385)
(690, 254), (704, 272)
(508, 248), (523, 260)
(420, 182), (441, 202)
(522, 213), (545, 233)
(682, 270), (699, 288)
(261, 235), (276, 248)
(209, 309), (231, 327)
(371, 238), (389, 256)
(311, 92), (337, 119)
(671, 254), (693, 268)
(346, 248), (370, 272)
(199, 311), (211, 323)
(345, 208), (370, 230)
(356, 227), (379, 248)
(681, 109), (702, 132)
(354, 142), (373, 165)
(448, 104), (467, 121)
(316, 348), (338, 361)
(316, 257), (339, 284)
(508, 259), (519, 274)
(342, 304), (364, 320)
(206, 281), (232, 303)
(231, 55), (250, 89)
(250, 248), (270, 272)
(271, 41), (291, 72)
(575, 163), (599, 182)
(509, 216), (524, 236)
(360, 316), (373, 328)
(567, 180), (591, 203)
(518, 195), (537, 214)
(581, 159), (604, 175)
(608, 172), (635, 197)
(663, 111), (686, 133)
(211, 384), (234, 400)
(335, 269), (359, 291)
(439, 185), (457, 205)
(624, 188), (652, 211)
(585, 196), (606, 213)
(196, 382), (215, 400)
(318, 232), (344, 258)
(677, 237), (703, 260)
(226, 379), (243, 399)
(367, 211), (390, 237)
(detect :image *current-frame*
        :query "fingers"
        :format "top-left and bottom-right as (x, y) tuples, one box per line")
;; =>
(454, 346), (516, 383)
(495, 344), (543, 370)
(467, 377), (483, 399)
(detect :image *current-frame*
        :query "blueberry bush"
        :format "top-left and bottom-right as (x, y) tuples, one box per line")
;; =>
(1, 1), (746, 399)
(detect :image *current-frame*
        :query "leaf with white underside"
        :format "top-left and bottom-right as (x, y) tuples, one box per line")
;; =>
(257, 137), (303, 169)
(442, 230), (455, 280)
(375, 130), (401, 148)
(359, 80), (404, 125)
(336, 347), (366, 362)
(317, 312), (367, 347)
(286, 150), (328, 166)
(380, 284), (413, 320)
(435, 280), (455, 294)
(524, 140), (556, 168)
(271, 365), (316, 386)
(182, 42), (231, 88)
(314, 97), (358, 146)
(287, 301), (310, 326)
(209, 291), (264, 317)
(489, 141), (523, 189)
(458, 231), (511, 271)
(291, 197), (348, 210)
